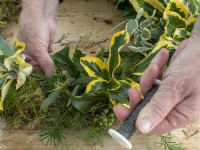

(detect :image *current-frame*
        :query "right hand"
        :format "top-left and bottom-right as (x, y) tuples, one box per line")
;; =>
(18, 0), (59, 75)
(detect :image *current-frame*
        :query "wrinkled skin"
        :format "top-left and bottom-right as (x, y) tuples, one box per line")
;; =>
(114, 17), (200, 134)
(18, 0), (59, 75)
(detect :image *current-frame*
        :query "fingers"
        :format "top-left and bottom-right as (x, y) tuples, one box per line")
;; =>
(34, 51), (55, 75)
(113, 87), (142, 122)
(140, 49), (169, 95)
(149, 96), (200, 134)
(113, 105), (131, 123)
(136, 78), (181, 133)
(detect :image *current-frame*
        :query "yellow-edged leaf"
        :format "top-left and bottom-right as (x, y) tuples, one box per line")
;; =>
(0, 97), (3, 111)
(16, 55), (25, 64)
(16, 71), (26, 90)
(1, 79), (13, 110)
(4, 39), (25, 71)
(108, 30), (129, 77)
(85, 79), (108, 93)
(144, 0), (165, 13)
(164, 11), (186, 40)
(164, 0), (188, 19)
(19, 63), (33, 76)
(80, 56), (110, 80)
(133, 40), (177, 75)
(129, 0), (149, 18)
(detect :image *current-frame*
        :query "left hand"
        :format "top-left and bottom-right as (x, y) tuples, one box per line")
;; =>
(113, 17), (200, 134)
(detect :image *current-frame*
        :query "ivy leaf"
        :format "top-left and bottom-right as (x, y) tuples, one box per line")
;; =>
(141, 28), (151, 41)
(41, 89), (62, 109)
(125, 19), (138, 36)
(128, 46), (150, 56)
(52, 47), (79, 78)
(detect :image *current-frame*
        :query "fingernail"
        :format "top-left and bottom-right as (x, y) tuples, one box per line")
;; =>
(139, 118), (152, 133)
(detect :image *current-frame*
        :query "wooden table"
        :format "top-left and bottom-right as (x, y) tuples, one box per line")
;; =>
(0, 0), (200, 149)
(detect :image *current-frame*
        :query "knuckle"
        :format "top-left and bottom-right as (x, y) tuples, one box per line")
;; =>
(150, 102), (168, 119)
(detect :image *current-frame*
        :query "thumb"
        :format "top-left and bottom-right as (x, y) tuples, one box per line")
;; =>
(36, 53), (55, 75)
(136, 79), (182, 133)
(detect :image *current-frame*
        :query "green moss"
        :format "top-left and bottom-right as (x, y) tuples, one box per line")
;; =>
(3, 72), (47, 129)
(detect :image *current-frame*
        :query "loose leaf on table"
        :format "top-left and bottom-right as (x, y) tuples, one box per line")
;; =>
(52, 47), (79, 78)
(80, 56), (110, 80)
(41, 89), (62, 109)
(108, 30), (129, 77)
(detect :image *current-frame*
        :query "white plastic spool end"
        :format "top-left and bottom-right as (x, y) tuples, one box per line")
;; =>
(108, 129), (132, 149)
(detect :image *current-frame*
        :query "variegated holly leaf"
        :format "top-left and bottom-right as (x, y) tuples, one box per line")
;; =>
(186, 16), (196, 32)
(80, 56), (110, 80)
(142, 0), (165, 18)
(85, 78), (121, 93)
(4, 38), (25, 71)
(67, 91), (110, 114)
(108, 30), (129, 77)
(164, 11), (186, 40)
(1, 79), (13, 111)
(164, 0), (188, 19)
(85, 79), (108, 93)
(109, 80), (137, 106)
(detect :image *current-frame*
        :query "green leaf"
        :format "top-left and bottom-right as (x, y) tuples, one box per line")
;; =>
(85, 79), (108, 93)
(108, 30), (130, 77)
(125, 19), (138, 36)
(41, 89), (62, 109)
(72, 49), (85, 73)
(52, 47), (79, 78)
(109, 80), (132, 105)
(140, 19), (154, 29)
(164, 11), (186, 40)
(1, 79), (13, 110)
(187, 0), (200, 15)
(80, 56), (110, 80)
(95, 47), (106, 61)
(74, 76), (97, 85)
(165, 0), (188, 18)
(141, 28), (151, 41)
(128, 46), (150, 56)
(0, 36), (13, 57)
(133, 41), (177, 76)
(67, 91), (109, 114)
(0, 75), (7, 88)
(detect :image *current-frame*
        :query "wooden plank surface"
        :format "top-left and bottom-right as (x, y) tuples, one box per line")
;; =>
(0, 0), (200, 149)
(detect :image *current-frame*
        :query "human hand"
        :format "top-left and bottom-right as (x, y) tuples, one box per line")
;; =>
(113, 18), (200, 134)
(18, 0), (59, 75)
